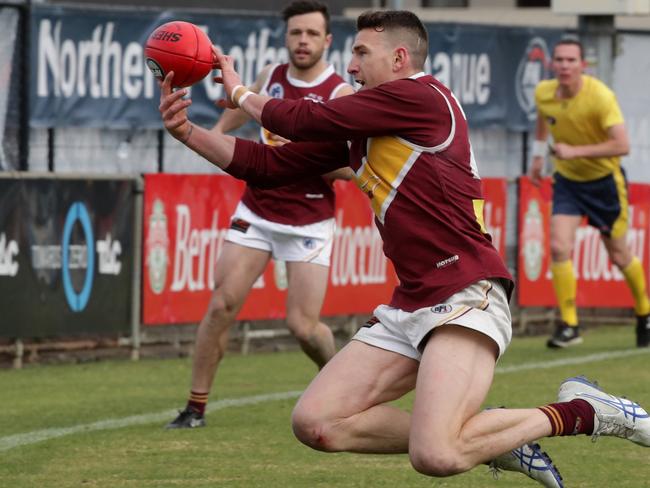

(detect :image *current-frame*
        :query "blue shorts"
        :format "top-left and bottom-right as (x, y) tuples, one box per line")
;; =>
(552, 169), (629, 239)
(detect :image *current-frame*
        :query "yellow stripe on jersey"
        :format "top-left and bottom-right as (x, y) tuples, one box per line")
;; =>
(472, 199), (487, 234)
(535, 75), (624, 182)
(356, 136), (418, 222)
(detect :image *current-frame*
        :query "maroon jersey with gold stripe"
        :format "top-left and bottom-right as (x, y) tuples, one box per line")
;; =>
(229, 74), (513, 311)
(240, 63), (349, 225)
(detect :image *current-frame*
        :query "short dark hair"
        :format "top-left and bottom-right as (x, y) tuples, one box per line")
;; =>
(553, 37), (584, 60)
(356, 10), (429, 69)
(282, 1), (330, 34)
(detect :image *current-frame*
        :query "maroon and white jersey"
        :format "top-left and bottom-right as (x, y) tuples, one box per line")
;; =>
(229, 73), (513, 311)
(240, 63), (349, 225)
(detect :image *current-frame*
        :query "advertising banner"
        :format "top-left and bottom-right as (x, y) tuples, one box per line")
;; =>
(0, 177), (135, 338)
(30, 5), (562, 130)
(142, 174), (397, 325)
(518, 176), (650, 307)
(481, 177), (508, 259)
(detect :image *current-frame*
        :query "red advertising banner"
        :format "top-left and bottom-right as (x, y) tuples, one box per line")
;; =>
(481, 178), (508, 259)
(143, 174), (509, 325)
(518, 176), (650, 307)
(142, 174), (398, 325)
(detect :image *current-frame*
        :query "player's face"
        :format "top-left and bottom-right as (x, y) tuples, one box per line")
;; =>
(551, 44), (585, 87)
(347, 29), (394, 90)
(285, 12), (332, 70)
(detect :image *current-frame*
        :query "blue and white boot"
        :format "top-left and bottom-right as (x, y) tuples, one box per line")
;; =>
(489, 442), (564, 487)
(557, 376), (650, 446)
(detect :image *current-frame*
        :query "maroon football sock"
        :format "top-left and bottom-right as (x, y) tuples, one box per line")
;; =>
(187, 390), (209, 415)
(539, 399), (595, 436)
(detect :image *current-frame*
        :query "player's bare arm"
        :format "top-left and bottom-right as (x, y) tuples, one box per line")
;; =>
(529, 109), (549, 186)
(159, 71), (348, 181)
(553, 123), (630, 160)
(212, 63), (275, 134)
(159, 71), (236, 169)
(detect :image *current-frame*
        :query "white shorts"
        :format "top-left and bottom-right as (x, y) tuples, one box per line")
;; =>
(225, 202), (335, 266)
(353, 279), (512, 360)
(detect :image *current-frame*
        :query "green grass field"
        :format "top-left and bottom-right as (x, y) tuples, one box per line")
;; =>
(2, 325), (650, 487)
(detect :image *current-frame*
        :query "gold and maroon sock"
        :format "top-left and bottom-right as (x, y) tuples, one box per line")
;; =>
(187, 391), (209, 415)
(539, 399), (595, 436)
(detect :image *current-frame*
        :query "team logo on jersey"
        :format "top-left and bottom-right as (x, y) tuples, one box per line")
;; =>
(522, 199), (545, 282)
(268, 82), (284, 99)
(431, 304), (453, 314)
(546, 116), (556, 125)
(145, 199), (170, 295)
(515, 37), (550, 121)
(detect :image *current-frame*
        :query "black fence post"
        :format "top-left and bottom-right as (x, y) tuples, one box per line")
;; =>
(18, 0), (31, 171)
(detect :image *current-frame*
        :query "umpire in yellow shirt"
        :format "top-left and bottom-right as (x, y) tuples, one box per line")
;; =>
(529, 37), (650, 349)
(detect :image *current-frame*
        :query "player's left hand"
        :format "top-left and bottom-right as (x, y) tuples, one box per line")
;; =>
(552, 142), (577, 160)
(158, 71), (193, 143)
(211, 46), (243, 110)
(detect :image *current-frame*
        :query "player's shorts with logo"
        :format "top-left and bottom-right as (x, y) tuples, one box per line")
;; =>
(226, 202), (335, 266)
(552, 168), (629, 239)
(353, 279), (512, 360)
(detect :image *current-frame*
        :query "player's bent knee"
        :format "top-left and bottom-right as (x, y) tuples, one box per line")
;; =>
(291, 406), (339, 452)
(409, 448), (467, 478)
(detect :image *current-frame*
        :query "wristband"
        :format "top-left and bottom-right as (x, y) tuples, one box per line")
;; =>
(531, 140), (549, 158)
(238, 91), (253, 108)
(231, 85), (250, 107)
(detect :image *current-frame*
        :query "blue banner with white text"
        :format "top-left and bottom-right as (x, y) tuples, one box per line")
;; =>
(30, 5), (563, 130)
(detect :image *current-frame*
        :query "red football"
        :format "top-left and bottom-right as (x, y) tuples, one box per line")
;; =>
(145, 21), (213, 88)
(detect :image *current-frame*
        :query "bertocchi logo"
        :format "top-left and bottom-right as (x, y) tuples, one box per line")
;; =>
(515, 37), (550, 121)
(522, 199), (544, 281)
(146, 199), (170, 294)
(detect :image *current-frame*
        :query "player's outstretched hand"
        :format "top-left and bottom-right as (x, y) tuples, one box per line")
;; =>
(211, 46), (243, 109)
(158, 71), (193, 143)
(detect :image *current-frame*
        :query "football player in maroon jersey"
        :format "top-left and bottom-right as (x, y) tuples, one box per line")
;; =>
(160, 9), (650, 487)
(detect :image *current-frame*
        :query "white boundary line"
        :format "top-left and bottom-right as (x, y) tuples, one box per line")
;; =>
(1, 348), (648, 452)
(495, 348), (650, 374)
(0, 390), (302, 453)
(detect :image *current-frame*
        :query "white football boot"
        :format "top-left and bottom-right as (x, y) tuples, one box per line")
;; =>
(489, 442), (564, 488)
(557, 375), (650, 446)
